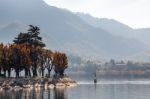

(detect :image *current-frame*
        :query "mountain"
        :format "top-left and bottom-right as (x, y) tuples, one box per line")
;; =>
(134, 28), (150, 46)
(0, 0), (147, 59)
(76, 13), (135, 38)
(77, 13), (150, 47)
(0, 22), (27, 43)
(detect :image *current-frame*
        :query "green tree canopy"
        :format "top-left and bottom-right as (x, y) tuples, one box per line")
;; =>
(13, 25), (45, 47)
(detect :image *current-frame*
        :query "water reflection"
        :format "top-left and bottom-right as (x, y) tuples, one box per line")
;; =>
(1, 84), (150, 99)
(94, 83), (97, 90)
(0, 90), (23, 99)
(0, 88), (67, 99)
(54, 88), (67, 99)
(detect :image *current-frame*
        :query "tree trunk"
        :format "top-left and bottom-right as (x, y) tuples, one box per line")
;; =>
(25, 68), (28, 78)
(54, 69), (59, 78)
(15, 69), (19, 78)
(47, 65), (53, 78)
(59, 70), (64, 77)
(0, 68), (1, 74)
(32, 67), (37, 77)
(41, 68), (44, 78)
(48, 69), (51, 78)
(28, 69), (31, 77)
(4, 70), (6, 78)
(7, 69), (11, 78)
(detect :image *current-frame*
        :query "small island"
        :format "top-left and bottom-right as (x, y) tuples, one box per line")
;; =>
(0, 25), (77, 91)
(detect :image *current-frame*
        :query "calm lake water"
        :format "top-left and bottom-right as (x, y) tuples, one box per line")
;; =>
(1, 80), (150, 99)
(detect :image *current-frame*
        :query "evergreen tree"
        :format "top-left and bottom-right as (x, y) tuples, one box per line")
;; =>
(14, 25), (45, 47)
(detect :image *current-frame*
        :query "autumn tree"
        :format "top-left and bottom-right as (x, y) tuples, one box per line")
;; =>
(2, 45), (9, 77)
(0, 43), (3, 75)
(13, 25), (46, 77)
(44, 50), (53, 77)
(0, 25), (69, 78)
(5, 45), (13, 77)
(52, 52), (68, 77)
(19, 45), (32, 77)
(38, 49), (47, 77)
(10, 44), (22, 77)
(0, 44), (12, 77)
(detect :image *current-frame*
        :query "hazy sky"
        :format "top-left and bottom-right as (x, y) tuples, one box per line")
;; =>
(43, 0), (150, 29)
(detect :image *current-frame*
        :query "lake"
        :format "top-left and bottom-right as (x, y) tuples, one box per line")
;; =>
(1, 80), (150, 99)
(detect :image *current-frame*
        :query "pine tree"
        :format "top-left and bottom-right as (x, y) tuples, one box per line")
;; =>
(13, 25), (45, 47)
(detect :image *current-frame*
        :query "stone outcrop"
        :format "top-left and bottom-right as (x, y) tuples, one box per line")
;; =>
(0, 77), (77, 91)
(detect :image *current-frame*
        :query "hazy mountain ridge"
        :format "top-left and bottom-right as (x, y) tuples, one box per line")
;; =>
(77, 13), (150, 46)
(76, 13), (135, 38)
(134, 28), (150, 46)
(0, 0), (148, 59)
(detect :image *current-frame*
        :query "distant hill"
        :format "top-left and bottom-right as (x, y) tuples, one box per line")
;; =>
(134, 28), (150, 46)
(0, 22), (27, 43)
(77, 13), (150, 47)
(76, 13), (135, 38)
(0, 0), (148, 59)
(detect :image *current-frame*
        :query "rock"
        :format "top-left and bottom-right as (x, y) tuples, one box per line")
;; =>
(2, 86), (12, 90)
(0, 76), (77, 91)
(48, 84), (54, 89)
(13, 86), (22, 91)
(55, 83), (66, 88)
(66, 82), (77, 87)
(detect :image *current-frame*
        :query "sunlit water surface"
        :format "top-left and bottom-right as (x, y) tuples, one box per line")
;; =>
(1, 80), (150, 99)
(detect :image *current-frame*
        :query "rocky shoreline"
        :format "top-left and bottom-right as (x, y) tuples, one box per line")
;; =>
(0, 77), (77, 91)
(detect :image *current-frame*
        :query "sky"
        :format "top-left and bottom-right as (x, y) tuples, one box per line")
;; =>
(43, 0), (150, 29)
